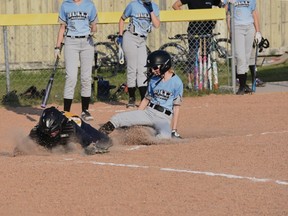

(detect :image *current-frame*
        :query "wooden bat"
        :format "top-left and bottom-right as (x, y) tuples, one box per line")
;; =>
(207, 36), (212, 90)
(203, 37), (208, 90)
(212, 42), (219, 90)
(193, 38), (199, 91)
(41, 43), (64, 108)
(252, 44), (259, 92)
(198, 37), (203, 91)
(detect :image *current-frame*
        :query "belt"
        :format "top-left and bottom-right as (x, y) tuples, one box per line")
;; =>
(149, 103), (172, 116)
(132, 33), (146, 38)
(66, 35), (90, 39)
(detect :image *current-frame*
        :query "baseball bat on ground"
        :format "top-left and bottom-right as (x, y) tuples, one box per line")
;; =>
(41, 43), (64, 108)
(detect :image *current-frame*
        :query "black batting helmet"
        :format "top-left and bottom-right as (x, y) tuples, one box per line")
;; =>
(145, 50), (172, 75)
(38, 106), (66, 137)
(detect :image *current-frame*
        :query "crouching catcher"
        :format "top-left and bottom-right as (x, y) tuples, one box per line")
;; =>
(29, 106), (112, 154)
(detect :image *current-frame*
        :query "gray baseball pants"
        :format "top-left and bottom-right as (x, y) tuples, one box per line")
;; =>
(235, 24), (255, 75)
(64, 36), (94, 99)
(110, 107), (172, 139)
(122, 31), (148, 88)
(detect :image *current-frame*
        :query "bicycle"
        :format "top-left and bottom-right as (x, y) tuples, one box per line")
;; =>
(94, 33), (152, 78)
(159, 33), (231, 90)
(93, 33), (123, 79)
(159, 33), (230, 66)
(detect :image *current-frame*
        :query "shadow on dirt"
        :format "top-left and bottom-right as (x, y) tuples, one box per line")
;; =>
(1, 90), (43, 122)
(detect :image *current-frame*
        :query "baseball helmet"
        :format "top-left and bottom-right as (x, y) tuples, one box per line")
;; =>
(145, 50), (172, 75)
(38, 106), (66, 137)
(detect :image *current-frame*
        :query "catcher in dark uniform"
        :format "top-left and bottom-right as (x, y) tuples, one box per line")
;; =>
(29, 106), (112, 154)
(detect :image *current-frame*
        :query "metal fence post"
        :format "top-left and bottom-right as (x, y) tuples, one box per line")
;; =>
(230, 1), (236, 94)
(3, 26), (11, 93)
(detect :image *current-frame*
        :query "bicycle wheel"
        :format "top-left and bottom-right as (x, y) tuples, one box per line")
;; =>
(94, 42), (119, 78)
(159, 42), (187, 70)
(214, 38), (231, 59)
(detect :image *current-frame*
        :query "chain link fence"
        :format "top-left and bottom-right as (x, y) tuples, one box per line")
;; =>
(0, 12), (231, 106)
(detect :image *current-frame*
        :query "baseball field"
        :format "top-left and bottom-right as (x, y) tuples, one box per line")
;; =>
(0, 92), (287, 215)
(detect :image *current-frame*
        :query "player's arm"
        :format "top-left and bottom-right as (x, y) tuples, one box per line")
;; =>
(224, 4), (230, 32)
(171, 104), (180, 131)
(138, 97), (150, 110)
(172, 0), (183, 10)
(90, 22), (97, 36)
(150, 12), (160, 28)
(118, 16), (125, 36)
(55, 24), (66, 49)
(252, 10), (260, 33)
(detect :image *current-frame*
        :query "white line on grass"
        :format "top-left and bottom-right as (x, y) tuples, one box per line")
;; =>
(63, 158), (288, 186)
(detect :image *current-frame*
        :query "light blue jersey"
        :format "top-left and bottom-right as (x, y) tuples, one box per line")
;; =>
(224, 0), (256, 25)
(122, 0), (160, 36)
(147, 74), (183, 113)
(58, 0), (98, 36)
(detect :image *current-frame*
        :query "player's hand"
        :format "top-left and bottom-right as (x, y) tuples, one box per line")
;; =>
(255, 32), (262, 45)
(144, 2), (153, 12)
(117, 35), (123, 46)
(171, 129), (183, 139)
(54, 47), (61, 59)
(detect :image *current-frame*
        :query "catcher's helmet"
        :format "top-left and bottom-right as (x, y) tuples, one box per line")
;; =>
(145, 50), (172, 75)
(38, 106), (66, 137)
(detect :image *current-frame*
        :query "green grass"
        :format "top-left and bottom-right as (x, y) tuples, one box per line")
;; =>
(253, 63), (288, 82)
(1, 62), (287, 107)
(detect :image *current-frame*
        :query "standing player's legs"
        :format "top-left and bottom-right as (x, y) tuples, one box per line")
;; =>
(79, 37), (94, 114)
(136, 38), (148, 100)
(123, 32), (140, 107)
(244, 25), (255, 93)
(235, 25), (250, 95)
(64, 37), (80, 111)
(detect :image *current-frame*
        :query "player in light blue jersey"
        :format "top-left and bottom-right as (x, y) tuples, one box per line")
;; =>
(55, 0), (98, 120)
(223, 0), (261, 95)
(99, 50), (184, 139)
(117, 0), (160, 108)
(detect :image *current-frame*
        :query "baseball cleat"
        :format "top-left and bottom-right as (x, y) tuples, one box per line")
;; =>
(81, 110), (94, 121)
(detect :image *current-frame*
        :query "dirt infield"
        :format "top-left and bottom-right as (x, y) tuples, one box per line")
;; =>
(0, 93), (287, 216)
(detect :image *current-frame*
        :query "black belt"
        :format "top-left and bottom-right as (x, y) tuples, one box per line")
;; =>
(66, 35), (89, 38)
(132, 33), (146, 38)
(149, 103), (172, 116)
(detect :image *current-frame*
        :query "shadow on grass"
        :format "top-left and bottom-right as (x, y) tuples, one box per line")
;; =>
(256, 63), (288, 82)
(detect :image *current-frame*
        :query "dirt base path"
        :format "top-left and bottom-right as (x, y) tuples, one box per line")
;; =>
(0, 93), (287, 216)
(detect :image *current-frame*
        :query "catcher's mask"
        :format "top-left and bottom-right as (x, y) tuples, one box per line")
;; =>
(38, 106), (66, 138)
(145, 50), (172, 75)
